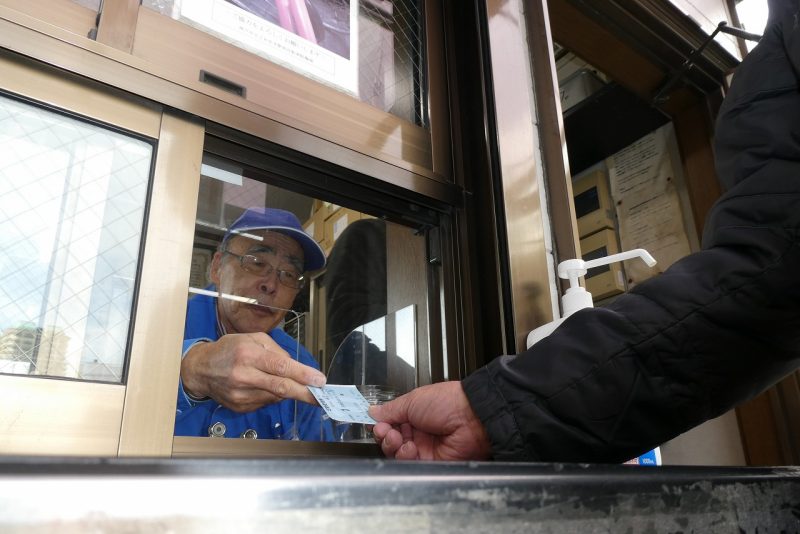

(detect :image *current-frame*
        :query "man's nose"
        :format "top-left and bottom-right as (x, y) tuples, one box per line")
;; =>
(257, 266), (279, 293)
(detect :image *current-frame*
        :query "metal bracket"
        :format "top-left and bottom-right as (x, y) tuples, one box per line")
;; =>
(651, 21), (763, 106)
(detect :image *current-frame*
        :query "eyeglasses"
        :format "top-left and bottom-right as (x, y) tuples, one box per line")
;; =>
(222, 250), (306, 289)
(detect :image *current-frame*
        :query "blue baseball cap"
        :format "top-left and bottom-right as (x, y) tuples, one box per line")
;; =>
(224, 207), (326, 271)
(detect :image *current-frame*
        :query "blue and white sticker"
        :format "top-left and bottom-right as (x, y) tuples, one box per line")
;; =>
(308, 385), (378, 424)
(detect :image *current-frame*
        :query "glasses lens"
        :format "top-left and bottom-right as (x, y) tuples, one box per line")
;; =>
(241, 254), (271, 276)
(281, 272), (305, 289)
(240, 253), (303, 289)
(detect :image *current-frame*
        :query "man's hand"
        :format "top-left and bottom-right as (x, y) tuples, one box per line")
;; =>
(369, 381), (492, 461)
(180, 332), (326, 412)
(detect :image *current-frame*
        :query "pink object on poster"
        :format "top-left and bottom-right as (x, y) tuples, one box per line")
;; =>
(275, 0), (294, 33)
(275, 0), (318, 44)
(288, 0), (317, 44)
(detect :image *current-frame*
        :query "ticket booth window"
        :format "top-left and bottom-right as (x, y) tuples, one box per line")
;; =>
(0, 93), (153, 383)
(179, 152), (430, 445)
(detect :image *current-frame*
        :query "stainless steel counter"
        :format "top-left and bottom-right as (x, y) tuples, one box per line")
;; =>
(1, 457), (799, 532)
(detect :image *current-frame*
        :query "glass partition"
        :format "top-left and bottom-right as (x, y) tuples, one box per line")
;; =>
(142, 0), (425, 125)
(0, 93), (153, 383)
(328, 305), (416, 390)
(326, 304), (415, 441)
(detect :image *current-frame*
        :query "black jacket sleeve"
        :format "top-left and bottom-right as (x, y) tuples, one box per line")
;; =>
(462, 2), (800, 463)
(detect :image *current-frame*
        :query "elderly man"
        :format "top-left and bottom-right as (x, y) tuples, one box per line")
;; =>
(176, 207), (330, 440)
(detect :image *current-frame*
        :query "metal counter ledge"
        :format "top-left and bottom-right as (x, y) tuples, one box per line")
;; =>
(0, 457), (799, 532)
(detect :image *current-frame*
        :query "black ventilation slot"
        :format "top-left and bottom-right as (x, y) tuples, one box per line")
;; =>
(199, 71), (247, 98)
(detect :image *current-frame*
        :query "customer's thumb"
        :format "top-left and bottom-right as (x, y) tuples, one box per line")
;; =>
(369, 394), (410, 424)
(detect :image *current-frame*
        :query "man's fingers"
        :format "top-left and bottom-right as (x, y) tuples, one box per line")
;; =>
(375, 423), (421, 461)
(379, 427), (404, 458)
(246, 370), (319, 405)
(372, 422), (393, 441)
(400, 422), (414, 442)
(254, 344), (327, 388)
(395, 441), (419, 461)
(247, 333), (326, 384)
(369, 391), (414, 425)
(264, 354), (322, 384)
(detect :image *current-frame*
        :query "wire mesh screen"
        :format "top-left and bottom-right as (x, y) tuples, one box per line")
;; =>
(0, 94), (152, 383)
(142, 0), (427, 126)
(357, 0), (425, 125)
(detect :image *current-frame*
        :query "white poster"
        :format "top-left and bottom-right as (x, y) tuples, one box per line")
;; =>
(181, 0), (359, 95)
(607, 124), (693, 287)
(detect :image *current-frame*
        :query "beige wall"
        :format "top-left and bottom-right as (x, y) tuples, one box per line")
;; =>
(660, 410), (746, 466)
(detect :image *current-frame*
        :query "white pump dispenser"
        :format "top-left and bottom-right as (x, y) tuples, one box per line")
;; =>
(526, 249), (657, 348)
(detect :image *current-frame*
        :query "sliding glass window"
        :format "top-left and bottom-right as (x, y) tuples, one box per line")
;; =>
(0, 94), (152, 384)
(178, 151), (432, 444)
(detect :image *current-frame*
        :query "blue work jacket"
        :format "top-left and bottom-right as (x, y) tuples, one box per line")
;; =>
(175, 287), (332, 441)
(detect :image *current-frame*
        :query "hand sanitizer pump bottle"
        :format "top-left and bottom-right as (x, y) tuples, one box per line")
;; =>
(525, 248), (662, 466)
(526, 248), (657, 348)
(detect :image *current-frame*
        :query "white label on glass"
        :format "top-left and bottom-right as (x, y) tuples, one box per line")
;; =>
(200, 162), (242, 186)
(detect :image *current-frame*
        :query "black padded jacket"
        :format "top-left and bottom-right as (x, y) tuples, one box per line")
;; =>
(462, 0), (800, 463)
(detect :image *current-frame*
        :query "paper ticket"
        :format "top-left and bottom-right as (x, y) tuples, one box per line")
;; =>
(308, 385), (378, 424)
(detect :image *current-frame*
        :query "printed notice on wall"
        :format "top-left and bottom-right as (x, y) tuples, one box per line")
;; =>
(180, 0), (358, 95)
(607, 124), (692, 287)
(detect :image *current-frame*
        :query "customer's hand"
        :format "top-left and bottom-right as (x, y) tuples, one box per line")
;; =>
(369, 381), (492, 461)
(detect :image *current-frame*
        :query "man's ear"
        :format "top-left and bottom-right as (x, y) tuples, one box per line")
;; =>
(209, 251), (223, 286)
